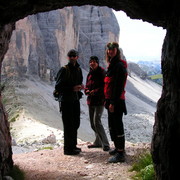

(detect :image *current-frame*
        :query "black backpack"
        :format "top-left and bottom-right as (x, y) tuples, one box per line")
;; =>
(53, 65), (82, 101)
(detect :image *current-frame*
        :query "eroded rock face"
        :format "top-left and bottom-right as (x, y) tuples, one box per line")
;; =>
(0, 24), (14, 178)
(77, 6), (119, 69)
(3, 7), (79, 80)
(3, 6), (119, 80)
(0, 101), (13, 177)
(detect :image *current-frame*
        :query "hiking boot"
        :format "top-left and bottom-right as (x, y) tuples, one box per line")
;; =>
(74, 147), (81, 152)
(64, 149), (80, 155)
(87, 144), (102, 148)
(103, 146), (110, 151)
(109, 148), (117, 155)
(108, 152), (125, 163)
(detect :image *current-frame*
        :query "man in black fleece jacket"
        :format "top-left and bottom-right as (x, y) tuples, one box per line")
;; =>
(55, 49), (84, 155)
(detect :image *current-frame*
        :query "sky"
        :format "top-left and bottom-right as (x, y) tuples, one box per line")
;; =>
(114, 11), (166, 62)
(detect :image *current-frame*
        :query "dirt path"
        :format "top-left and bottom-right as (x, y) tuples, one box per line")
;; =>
(13, 142), (150, 180)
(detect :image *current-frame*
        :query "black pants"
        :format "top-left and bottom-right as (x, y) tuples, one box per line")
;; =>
(107, 100), (125, 150)
(60, 100), (80, 152)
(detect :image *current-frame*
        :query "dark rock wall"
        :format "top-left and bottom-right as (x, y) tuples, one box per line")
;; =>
(0, 24), (14, 178)
(0, 0), (171, 27)
(151, 14), (180, 179)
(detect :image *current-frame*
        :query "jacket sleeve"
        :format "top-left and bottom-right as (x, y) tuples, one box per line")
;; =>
(84, 73), (90, 95)
(93, 69), (105, 95)
(79, 68), (83, 85)
(110, 63), (127, 104)
(55, 67), (73, 93)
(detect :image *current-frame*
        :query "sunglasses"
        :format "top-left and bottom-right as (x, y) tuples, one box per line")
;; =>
(107, 42), (119, 49)
(68, 55), (77, 58)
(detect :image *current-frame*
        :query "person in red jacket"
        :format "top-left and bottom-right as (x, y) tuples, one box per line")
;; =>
(85, 56), (110, 151)
(104, 42), (128, 163)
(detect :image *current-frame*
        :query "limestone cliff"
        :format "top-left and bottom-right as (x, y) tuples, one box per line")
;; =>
(2, 7), (79, 80)
(77, 6), (119, 69)
(2, 6), (119, 80)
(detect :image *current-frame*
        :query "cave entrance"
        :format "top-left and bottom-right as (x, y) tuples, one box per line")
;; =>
(1, 7), (166, 150)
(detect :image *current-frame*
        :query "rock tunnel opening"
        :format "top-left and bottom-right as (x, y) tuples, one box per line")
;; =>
(0, 7), (165, 179)
(1, 6), (165, 148)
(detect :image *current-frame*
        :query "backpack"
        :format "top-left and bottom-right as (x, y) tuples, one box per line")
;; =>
(53, 65), (82, 101)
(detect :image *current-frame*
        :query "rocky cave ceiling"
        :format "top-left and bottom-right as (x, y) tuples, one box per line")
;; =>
(0, 0), (177, 28)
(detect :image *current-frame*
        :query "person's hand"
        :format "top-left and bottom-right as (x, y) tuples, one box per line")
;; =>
(85, 90), (90, 95)
(73, 84), (84, 91)
(89, 90), (95, 96)
(73, 85), (82, 91)
(109, 104), (114, 113)
(81, 84), (85, 90)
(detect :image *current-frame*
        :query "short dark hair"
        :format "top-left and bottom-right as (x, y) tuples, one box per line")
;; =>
(89, 56), (99, 64)
(67, 49), (79, 56)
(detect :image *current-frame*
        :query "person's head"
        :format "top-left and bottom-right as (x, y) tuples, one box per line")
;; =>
(89, 56), (99, 70)
(106, 42), (121, 63)
(67, 49), (79, 64)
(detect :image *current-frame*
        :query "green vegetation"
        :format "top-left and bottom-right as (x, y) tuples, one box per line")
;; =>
(1, 79), (21, 123)
(130, 152), (155, 180)
(9, 113), (20, 122)
(38, 146), (53, 150)
(8, 165), (25, 180)
(148, 74), (162, 80)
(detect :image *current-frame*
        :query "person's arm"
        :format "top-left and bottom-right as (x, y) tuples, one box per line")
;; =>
(110, 63), (127, 104)
(79, 68), (83, 85)
(84, 73), (90, 95)
(72, 67), (84, 93)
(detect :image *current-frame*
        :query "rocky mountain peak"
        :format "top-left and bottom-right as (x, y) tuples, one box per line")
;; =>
(2, 6), (119, 81)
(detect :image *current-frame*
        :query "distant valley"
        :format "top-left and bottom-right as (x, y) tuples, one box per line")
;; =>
(128, 60), (162, 85)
